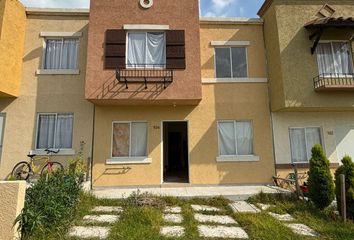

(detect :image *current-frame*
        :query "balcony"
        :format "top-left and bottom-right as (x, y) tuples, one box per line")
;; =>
(116, 64), (173, 89)
(314, 73), (354, 91)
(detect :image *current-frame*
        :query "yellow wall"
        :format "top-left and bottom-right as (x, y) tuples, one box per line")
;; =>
(0, 181), (26, 240)
(262, 0), (354, 111)
(0, 0), (26, 97)
(0, 12), (94, 179)
(92, 22), (275, 187)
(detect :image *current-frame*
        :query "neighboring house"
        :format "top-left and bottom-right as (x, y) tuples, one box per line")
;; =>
(86, 0), (275, 187)
(0, 2), (94, 179)
(259, 0), (354, 177)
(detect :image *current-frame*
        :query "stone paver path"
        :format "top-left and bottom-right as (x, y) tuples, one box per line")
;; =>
(257, 203), (272, 210)
(69, 226), (110, 239)
(191, 204), (221, 212)
(229, 201), (260, 213)
(286, 224), (318, 237)
(69, 206), (122, 239)
(163, 213), (183, 223)
(198, 225), (249, 239)
(164, 206), (182, 213)
(268, 212), (295, 222)
(195, 213), (237, 224)
(160, 226), (185, 237)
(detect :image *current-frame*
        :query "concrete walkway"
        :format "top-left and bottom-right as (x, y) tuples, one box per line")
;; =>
(91, 185), (286, 200)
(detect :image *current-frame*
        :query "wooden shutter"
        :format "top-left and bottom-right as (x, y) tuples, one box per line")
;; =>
(104, 29), (126, 69)
(166, 30), (186, 69)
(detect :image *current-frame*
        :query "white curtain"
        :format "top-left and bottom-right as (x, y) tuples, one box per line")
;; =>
(45, 39), (62, 70)
(37, 114), (56, 149)
(146, 33), (165, 67)
(130, 122), (148, 157)
(55, 114), (73, 149)
(127, 33), (147, 67)
(61, 39), (79, 69)
(317, 42), (353, 75)
(218, 122), (236, 155)
(289, 128), (307, 163)
(236, 121), (253, 155)
(305, 127), (321, 160)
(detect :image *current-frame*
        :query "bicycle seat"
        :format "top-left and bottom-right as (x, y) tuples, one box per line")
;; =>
(27, 154), (36, 158)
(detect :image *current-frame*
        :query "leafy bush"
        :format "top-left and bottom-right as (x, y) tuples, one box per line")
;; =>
(16, 171), (82, 239)
(335, 156), (354, 219)
(308, 144), (335, 210)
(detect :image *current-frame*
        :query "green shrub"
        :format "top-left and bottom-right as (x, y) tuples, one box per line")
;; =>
(308, 144), (335, 210)
(335, 156), (354, 219)
(16, 171), (82, 239)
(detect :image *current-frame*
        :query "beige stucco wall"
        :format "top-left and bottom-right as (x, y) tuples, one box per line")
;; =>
(200, 22), (267, 79)
(0, 181), (26, 240)
(0, 13), (94, 179)
(262, 0), (354, 111)
(272, 111), (354, 167)
(92, 22), (274, 187)
(0, 0), (26, 97)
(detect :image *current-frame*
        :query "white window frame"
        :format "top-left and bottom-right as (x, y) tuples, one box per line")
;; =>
(35, 113), (74, 151)
(110, 121), (149, 159)
(216, 120), (259, 162)
(288, 126), (324, 164)
(38, 37), (80, 74)
(214, 46), (249, 79)
(316, 40), (354, 77)
(125, 31), (166, 69)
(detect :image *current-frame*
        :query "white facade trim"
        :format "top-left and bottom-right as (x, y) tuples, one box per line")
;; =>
(202, 78), (268, 83)
(40, 32), (82, 37)
(36, 69), (80, 75)
(106, 158), (152, 165)
(211, 41), (250, 46)
(123, 24), (170, 30)
(216, 155), (260, 162)
(26, 8), (89, 16)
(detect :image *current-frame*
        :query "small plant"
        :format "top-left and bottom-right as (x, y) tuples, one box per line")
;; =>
(124, 190), (166, 209)
(308, 144), (335, 210)
(335, 156), (354, 219)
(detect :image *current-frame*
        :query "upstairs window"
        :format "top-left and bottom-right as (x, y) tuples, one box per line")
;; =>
(127, 32), (166, 68)
(215, 47), (248, 78)
(44, 38), (79, 70)
(316, 42), (354, 76)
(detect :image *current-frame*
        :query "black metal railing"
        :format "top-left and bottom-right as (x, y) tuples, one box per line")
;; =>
(313, 73), (354, 90)
(116, 64), (173, 89)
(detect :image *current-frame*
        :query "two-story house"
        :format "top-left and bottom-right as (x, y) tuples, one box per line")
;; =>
(259, 0), (354, 177)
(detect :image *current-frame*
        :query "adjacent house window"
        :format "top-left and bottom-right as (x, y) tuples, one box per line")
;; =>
(44, 38), (79, 70)
(36, 113), (74, 149)
(215, 47), (248, 78)
(289, 127), (322, 163)
(112, 122), (148, 158)
(127, 32), (166, 68)
(316, 42), (354, 75)
(217, 121), (253, 156)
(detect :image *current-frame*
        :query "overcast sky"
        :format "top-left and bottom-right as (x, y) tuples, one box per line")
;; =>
(19, 0), (264, 18)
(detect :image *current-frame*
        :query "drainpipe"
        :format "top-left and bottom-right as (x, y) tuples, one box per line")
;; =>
(90, 104), (96, 190)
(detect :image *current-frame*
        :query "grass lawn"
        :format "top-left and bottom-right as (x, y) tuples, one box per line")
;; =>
(64, 192), (354, 240)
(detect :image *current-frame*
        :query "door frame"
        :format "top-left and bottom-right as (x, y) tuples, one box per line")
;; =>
(161, 120), (190, 184)
(0, 113), (6, 163)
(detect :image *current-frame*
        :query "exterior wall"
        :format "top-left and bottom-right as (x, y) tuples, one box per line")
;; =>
(0, 12), (94, 179)
(272, 111), (354, 168)
(85, 0), (202, 105)
(92, 22), (275, 187)
(0, 181), (26, 240)
(0, 0), (26, 97)
(262, 0), (354, 111)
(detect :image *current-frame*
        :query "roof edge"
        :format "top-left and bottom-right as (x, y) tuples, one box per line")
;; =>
(26, 8), (89, 16)
(257, 0), (273, 17)
(200, 17), (263, 25)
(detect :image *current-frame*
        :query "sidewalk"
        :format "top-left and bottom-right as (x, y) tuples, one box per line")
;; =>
(91, 184), (287, 200)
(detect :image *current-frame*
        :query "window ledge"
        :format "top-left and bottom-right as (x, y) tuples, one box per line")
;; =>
(217, 155), (260, 162)
(202, 78), (267, 83)
(106, 157), (152, 165)
(30, 149), (76, 156)
(36, 69), (80, 75)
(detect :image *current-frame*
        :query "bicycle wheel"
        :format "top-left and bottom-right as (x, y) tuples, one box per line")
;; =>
(40, 161), (64, 176)
(11, 161), (31, 180)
